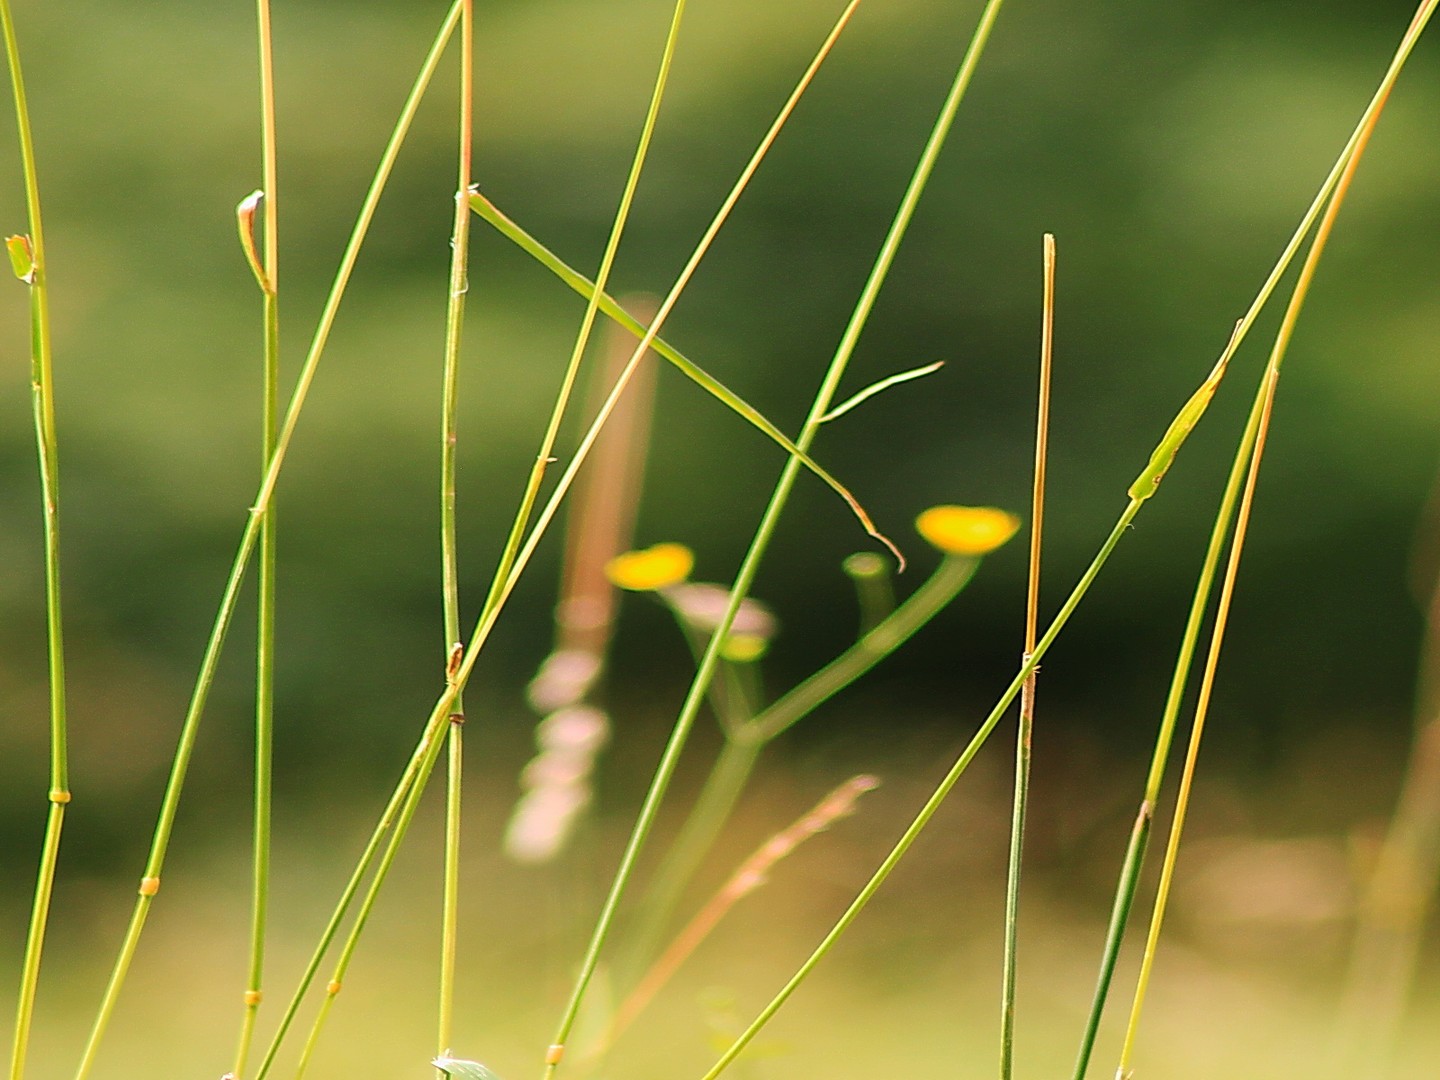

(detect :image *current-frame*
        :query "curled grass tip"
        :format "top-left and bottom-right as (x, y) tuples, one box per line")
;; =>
(915, 505), (1021, 557)
(605, 542), (694, 591)
(236, 189), (273, 294)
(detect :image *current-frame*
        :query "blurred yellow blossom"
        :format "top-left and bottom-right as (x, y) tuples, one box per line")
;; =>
(915, 505), (1020, 557)
(605, 542), (695, 591)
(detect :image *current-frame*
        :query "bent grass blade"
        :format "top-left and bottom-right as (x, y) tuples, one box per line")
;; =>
(467, 190), (900, 566)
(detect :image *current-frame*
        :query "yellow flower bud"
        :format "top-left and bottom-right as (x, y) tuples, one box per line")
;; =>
(720, 633), (769, 663)
(915, 505), (1020, 557)
(605, 542), (695, 591)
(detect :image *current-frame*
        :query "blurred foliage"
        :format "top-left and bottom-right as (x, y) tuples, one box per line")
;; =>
(0, 0), (1438, 848)
(2, 4), (1440, 1078)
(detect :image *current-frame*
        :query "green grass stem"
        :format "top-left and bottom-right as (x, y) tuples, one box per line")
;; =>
(1000, 232), (1055, 1080)
(1114, 32), (1411, 1072)
(700, 501), (1137, 1080)
(3, 3), (71, 1078)
(437, 2), (474, 1072)
(474, 0), (688, 630)
(249, 690), (459, 1080)
(232, 3), (281, 1077)
(71, 7), (464, 1077)
(543, 3), (1006, 1072)
(466, 193), (892, 561)
(291, 711), (457, 1080)
(1069, 9), (1436, 1074)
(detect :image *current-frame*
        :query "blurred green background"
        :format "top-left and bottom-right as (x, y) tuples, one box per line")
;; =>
(2, 1), (1439, 1077)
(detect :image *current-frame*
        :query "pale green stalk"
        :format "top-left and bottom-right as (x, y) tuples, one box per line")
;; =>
(3, 4), (70, 1078)
(258, 1), (856, 1058)
(467, 192), (890, 557)
(700, 504), (1137, 1080)
(232, 4), (281, 1078)
(437, 2), (473, 1072)
(476, 0), (688, 627)
(542, 4), (1005, 1073)
(1069, 8), (1436, 1073)
(249, 695), (457, 1080)
(1114, 28), (1416, 1071)
(1001, 233), (1055, 1080)
(627, 555), (983, 979)
(71, 8), (464, 1077)
(291, 713), (457, 1080)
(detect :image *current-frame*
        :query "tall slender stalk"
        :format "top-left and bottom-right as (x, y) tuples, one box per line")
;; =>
(3, 3), (71, 1078)
(1068, 8), (1437, 1074)
(291, 716), (456, 1080)
(260, 5), (862, 1071)
(232, 4), (281, 1078)
(700, 504), (1139, 1080)
(1000, 232), (1054, 1080)
(543, 3), (1007, 1074)
(1113, 26), (1413, 1070)
(436, 2), (474, 1070)
(70, 8), (465, 1078)
(476, 0), (688, 630)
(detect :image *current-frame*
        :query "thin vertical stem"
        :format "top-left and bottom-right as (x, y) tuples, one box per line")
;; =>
(233, 2), (281, 1077)
(1000, 232), (1054, 1079)
(437, 0), (474, 1069)
(3, 3), (71, 1078)
(71, 8), (465, 1078)
(475, 0), (688, 628)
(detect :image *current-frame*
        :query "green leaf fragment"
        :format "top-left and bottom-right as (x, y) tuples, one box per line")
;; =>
(6, 233), (35, 283)
(433, 1057), (503, 1080)
(819, 360), (945, 423)
(1126, 327), (1239, 502)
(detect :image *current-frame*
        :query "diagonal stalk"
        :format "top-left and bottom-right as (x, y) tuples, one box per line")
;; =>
(70, 7), (465, 1077)
(700, 503), (1137, 1080)
(291, 711), (457, 1080)
(1069, 6), (1437, 1074)
(544, 2), (1009, 1074)
(1113, 21), (1415, 1071)
(475, 0), (689, 630)
(467, 192), (891, 559)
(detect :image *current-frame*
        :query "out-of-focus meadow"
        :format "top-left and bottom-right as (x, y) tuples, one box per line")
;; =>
(2, 1), (1440, 1077)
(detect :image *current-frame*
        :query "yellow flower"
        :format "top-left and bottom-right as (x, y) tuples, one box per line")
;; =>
(605, 542), (695, 591)
(915, 505), (1020, 557)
